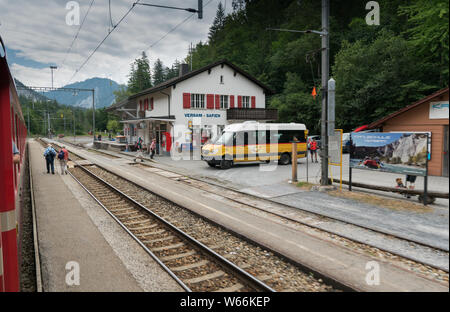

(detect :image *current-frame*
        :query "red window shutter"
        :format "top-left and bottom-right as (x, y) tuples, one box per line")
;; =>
(151, 98), (154, 110)
(230, 95), (234, 108)
(251, 96), (256, 108)
(238, 96), (242, 108)
(139, 100), (142, 111)
(183, 93), (191, 109)
(215, 94), (220, 109)
(207, 94), (214, 109)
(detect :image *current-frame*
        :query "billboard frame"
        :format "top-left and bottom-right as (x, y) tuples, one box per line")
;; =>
(349, 132), (430, 205)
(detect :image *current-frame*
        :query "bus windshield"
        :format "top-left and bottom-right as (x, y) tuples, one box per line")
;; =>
(214, 132), (234, 145)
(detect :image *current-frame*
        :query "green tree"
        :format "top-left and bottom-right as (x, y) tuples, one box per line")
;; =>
(153, 58), (166, 86)
(399, 0), (449, 87)
(333, 31), (438, 131)
(127, 51), (152, 94)
(107, 119), (120, 133)
(208, 2), (226, 43)
(113, 85), (131, 103)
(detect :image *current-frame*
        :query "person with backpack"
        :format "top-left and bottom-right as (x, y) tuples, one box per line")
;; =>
(43, 144), (57, 174)
(58, 146), (69, 175)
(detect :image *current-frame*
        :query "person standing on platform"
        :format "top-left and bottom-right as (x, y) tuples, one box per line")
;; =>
(44, 144), (57, 174)
(150, 138), (156, 159)
(310, 138), (318, 163)
(58, 146), (69, 175)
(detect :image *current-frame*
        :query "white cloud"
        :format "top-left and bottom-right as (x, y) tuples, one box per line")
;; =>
(1, 0), (225, 87)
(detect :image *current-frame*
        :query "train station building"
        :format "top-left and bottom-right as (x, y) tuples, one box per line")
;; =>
(106, 59), (276, 155)
(368, 87), (449, 177)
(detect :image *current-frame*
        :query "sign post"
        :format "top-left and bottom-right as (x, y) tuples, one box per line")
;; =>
(291, 140), (298, 183)
(423, 133), (429, 205)
(328, 129), (343, 190)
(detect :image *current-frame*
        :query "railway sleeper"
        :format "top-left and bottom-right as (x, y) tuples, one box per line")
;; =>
(214, 283), (244, 292)
(129, 223), (158, 231)
(160, 251), (196, 261)
(142, 235), (175, 244)
(169, 260), (210, 272)
(184, 270), (225, 284)
(151, 242), (185, 252)
(136, 229), (166, 237)
(123, 218), (152, 226)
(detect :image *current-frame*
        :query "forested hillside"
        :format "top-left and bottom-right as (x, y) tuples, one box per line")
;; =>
(185, 0), (449, 133)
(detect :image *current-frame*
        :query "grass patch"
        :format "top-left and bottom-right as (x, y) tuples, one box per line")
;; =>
(296, 182), (315, 190)
(328, 190), (432, 213)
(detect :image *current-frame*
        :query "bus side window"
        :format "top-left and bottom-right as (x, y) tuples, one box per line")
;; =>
(235, 132), (247, 146)
(278, 130), (290, 143)
(257, 131), (268, 145)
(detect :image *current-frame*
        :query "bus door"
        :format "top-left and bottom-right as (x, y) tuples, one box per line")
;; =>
(257, 130), (270, 161)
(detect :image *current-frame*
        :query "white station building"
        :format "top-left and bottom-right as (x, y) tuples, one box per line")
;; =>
(106, 59), (276, 155)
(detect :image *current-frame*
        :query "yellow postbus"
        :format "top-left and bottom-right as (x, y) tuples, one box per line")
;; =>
(201, 121), (308, 169)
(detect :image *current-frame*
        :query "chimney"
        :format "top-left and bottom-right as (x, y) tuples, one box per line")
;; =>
(179, 63), (190, 77)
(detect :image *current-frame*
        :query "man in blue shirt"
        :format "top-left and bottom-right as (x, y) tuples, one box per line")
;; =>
(43, 144), (57, 174)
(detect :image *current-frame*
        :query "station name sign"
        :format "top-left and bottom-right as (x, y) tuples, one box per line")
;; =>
(184, 113), (221, 118)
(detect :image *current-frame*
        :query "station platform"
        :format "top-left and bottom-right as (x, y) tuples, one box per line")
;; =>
(28, 140), (183, 292)
(49, 140), (448, 292)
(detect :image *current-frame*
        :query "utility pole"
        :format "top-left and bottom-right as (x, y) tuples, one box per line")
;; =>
(320, 0), (330, 186)
(266, 0), (330, 185)
(73, 109), (75, 143)
(92, 89), (95, 142)
(50, 66), (57, 88)
(47, 112), (51, 138)
(190, 42), (193, 71)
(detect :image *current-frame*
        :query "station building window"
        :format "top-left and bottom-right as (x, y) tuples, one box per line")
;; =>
(220, 95), (228, 109)
(191, 94), (205, 109)
(242, 96), (250, 108)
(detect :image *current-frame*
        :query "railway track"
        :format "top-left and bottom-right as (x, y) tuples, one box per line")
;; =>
(68, 163), (340, 292)
(69, 164), (276, 292)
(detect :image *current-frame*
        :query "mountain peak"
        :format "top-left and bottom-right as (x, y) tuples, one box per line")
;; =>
(46, 77), (123, 108)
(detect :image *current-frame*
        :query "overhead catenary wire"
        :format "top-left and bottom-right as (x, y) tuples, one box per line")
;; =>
(67, 0), (213, 88)
(103, 0), (214, 84)
(66, 0), (141, 85)
(62, 0), (96, 67)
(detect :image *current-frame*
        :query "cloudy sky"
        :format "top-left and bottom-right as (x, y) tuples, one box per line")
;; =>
(0, 0), (228, 87)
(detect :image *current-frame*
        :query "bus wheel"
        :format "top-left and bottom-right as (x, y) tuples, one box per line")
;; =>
(207, 161), (216, 168)
(279, 153), (291, 165)
(220, 159), (233, 169)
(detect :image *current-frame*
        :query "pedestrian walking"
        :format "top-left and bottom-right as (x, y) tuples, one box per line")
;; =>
(134, 138), (144, 162)
(43, 144), (57, 174)
(150, 138), (156, 159)
(58, 146), (69, 175)
(310, 138), (318, 163)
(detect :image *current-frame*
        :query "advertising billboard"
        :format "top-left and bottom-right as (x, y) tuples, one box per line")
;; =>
(350, 132), (428, 176)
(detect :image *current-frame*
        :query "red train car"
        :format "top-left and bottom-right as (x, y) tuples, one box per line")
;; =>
(0, 35), (27, 292)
